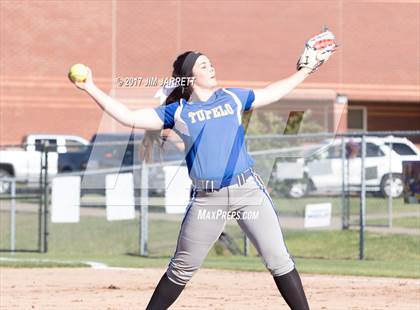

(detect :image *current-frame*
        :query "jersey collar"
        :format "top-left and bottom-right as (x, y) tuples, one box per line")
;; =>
(183, 88), (221, 105)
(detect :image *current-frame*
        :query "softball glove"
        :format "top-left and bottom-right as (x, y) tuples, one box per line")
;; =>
(297, 27), (338, 74)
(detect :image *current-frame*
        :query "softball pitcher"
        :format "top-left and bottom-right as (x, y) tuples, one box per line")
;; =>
(70, 30), (337, 310)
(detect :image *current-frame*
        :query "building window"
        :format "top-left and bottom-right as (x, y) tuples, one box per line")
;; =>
(348, 106), (367, 131)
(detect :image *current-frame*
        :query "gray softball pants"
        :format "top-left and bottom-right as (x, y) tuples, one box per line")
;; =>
(166, 170), (295, 286)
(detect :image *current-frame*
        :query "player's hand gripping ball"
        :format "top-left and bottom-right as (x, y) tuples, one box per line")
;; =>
(297, 27), (338, 74)
(68, 64), (93, 90)
(68, 64), (89, 83)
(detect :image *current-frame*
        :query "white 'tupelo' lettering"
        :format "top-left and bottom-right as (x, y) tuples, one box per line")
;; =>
(188, 104), (234, 124)
(196, 110), (205, 122)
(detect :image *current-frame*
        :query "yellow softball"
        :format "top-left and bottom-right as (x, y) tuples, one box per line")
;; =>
(68, 64), (88, 83)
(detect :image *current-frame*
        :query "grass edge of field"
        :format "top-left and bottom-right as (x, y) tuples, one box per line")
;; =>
(1, 255), (419, 279)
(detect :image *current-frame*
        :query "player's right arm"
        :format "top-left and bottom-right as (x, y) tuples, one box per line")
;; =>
(70, 67), (164, 130)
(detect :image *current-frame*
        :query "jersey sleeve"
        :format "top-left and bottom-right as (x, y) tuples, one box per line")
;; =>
(225, 88), (255, 112)
(153, 101), (180, 129)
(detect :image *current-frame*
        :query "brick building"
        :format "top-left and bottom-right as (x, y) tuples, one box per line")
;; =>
(0, 1), (419, 144)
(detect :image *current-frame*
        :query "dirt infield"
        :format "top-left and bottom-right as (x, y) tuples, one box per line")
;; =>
(1, 268), (419, 310)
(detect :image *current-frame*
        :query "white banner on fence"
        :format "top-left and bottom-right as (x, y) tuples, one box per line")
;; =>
(163, 166), (191, 214)
(51, 176), (80, 223)
(304, 203), (332, 228)
(105, 173), (135, 221)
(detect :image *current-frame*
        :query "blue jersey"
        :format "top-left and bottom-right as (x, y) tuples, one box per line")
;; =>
(153, 88), (255, 183)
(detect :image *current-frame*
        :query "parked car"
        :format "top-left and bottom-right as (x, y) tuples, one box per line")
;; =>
(0, 134), (89, 194)
(58, 132), (145, 173)
(58, 132), (184, 196)
(273, 136), (420, 198)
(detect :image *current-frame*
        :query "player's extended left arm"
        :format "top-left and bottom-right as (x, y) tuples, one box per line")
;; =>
(252, 68), (311, 109)
(252, 28), (338, 109)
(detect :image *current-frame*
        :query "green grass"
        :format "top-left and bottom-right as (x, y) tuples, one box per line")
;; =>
(367, 216), (420, 229)
(1, 200), (419, 278)
(286, 229), (420, 261)
(1, 254), (418, 279)
(203, 257), (420, 278)
(271, 196), (419, 217)
(0, 259), (88, 268)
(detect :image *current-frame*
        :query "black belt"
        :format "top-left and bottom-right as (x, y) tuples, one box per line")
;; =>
(192, 168), (254, 192)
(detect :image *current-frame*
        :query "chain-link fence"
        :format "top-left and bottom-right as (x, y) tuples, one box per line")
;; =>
(255, 131), (420, 260)
(0, 141), (53, 253)
(1, 131), (419, 260)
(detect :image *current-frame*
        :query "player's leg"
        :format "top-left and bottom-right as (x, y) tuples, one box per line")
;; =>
(230, 173), (310, 310)
(146, 187), (228, 309)
(273, 268), (310, 310)
(146, 272), (184, 310)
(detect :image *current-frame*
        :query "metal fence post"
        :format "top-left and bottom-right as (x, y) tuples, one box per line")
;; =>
(243, 234), (249, 256)
(346, 143), (351, 229)
(244, 138), (250, 256)
(139, 160), (149, 256)
(388, 142), (393, 228)
(10, 179), (16, 253)
(359, 134), (366, 260)
(43, 144), (49, 253)
(38, 143), (44, 253)
(341, 136), (348, 229)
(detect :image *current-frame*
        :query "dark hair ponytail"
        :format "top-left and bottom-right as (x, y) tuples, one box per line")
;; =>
(140, 51), (196, 162)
